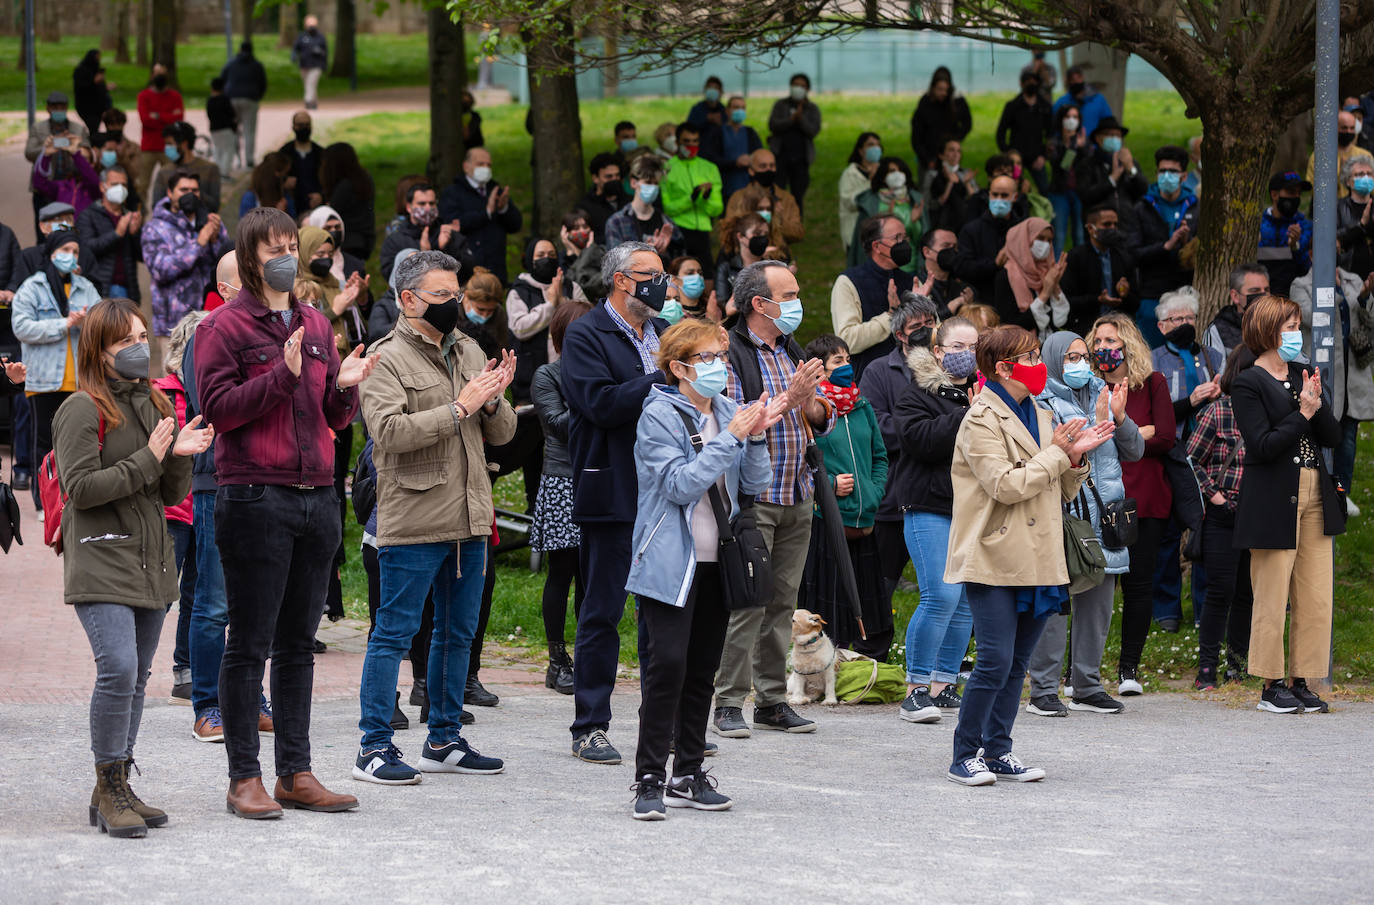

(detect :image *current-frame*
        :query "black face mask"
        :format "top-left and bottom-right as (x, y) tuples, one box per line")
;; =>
(1068, 82), (1086, 97)
(530, 258), (559, 285)
(1338, 132), (1357, 148)
(1164, 324), (1196, 348)
(1094, 227), (1123, 247)
(629, 273), (669, 311)
(152, 74), (168, 90)
(308, 257), (333, 278)
(1023, 82), (1039, 97)
(747, 234), (769, 257)
(327, 229), (344, 248)
(935, 247), (958, 274)
(107, 130), (124, 144)
(905, 326), (932, 349)
(177, 192), (200, 216)
(1276, 196), (1301, 218)
(753, 170), (777, 188)
(294, 126), (312, 143)
(414, 296), (460, 334)
(888, 240), (913, 268)
(599, 181), (621, 199)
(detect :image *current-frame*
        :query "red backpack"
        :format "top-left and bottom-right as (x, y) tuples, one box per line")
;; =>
(39, 404), (105, 555)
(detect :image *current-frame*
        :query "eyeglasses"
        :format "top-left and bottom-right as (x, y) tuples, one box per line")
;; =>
(622, 269), (669, 285)
(1064, 352), (1088, 364)
(1160, 314), (1197, 326)
(410, 288), (464, 304)
(682, 350), (729, 366)
(1001, 351), (1042, 365)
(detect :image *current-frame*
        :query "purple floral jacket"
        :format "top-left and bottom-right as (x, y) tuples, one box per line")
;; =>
(141, 196), (227, 335)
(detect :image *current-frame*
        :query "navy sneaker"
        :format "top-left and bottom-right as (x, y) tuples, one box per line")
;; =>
(984, 752), (1046, 782)
(947, 756), (996, 786)
(571, 729), (623, 764)
(932, 685), (962, 709)
(352, 745), (422, 785)
(899, 686), (941, 723)
(631, 777), (666, 821)
(418, 736), (505, 774)
(665, 770), (732, 811)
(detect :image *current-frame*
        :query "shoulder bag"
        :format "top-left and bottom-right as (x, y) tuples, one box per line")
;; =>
(1084, 476), (1137, 550)
(1063, 489), (1107, 594)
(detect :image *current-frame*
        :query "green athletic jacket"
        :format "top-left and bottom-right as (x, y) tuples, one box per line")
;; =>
(662, 154), (724, 232)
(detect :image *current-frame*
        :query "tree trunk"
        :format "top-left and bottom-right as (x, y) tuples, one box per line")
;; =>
(329, 0), (355, 79)
(279, 2), (298, 50)
(1072, 43), (1128, 121)
(601, 23), (619, 99)
(114, 1), (132, 63)
(37, 0), (59, 42)
(136, 0), (150, 66)
(1275, 110), (1313, 175)
(151, 0), (178, 84)
(526, 18), (584, 239)
(427, 6), (466, 188)
(101, 1), (121, 51)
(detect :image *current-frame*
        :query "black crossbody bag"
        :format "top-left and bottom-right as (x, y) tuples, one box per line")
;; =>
(1084, 476), (1138, 550)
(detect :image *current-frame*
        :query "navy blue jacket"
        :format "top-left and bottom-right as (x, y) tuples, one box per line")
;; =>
(179, 331), (217, 495)
(560, 301), (666, 524)
(438, 177), (523, 284)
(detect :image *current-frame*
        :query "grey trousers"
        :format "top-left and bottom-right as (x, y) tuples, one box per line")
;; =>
(230, 97), (260, 165)
(713, 498), (813, 710)
(75, 603), (166, 764)
(1027, 577), (1116, 699)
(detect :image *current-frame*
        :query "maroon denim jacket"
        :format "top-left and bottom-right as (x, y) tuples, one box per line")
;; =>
(193, 289), (358, 487)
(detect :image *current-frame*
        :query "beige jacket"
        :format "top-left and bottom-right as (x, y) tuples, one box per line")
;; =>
(944, 388), (1090, 587)
(362, 315), (516, 547)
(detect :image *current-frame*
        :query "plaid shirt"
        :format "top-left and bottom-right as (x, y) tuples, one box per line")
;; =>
(1186, 397), (1243, 511)
(604, 298), (660, 374)
(726, 328), (835, 506)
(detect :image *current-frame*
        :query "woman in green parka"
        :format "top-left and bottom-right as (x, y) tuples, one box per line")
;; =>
(797, 334), (891, 659)
(51, 297), (213, 839)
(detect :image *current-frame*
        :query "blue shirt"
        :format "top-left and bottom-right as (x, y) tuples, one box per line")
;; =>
(719, 125), (751, 195)
(604, 298), (660, 375)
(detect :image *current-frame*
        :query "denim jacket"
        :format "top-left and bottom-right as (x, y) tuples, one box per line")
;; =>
(625, 386), (773, 608)
(11, 270), (100, 393)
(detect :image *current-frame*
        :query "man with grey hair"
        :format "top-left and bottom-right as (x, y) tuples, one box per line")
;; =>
(1204, 263), (1268, 358)
(714, 259), (835, 737)
(354, 249), (518, 783)
(561, 240), (671, 764)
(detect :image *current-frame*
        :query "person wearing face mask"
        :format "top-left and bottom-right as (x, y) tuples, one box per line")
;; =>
(76, 165), (143, 301)
(152, 122), (223, 214)
(1258, 171), (1314, 298)
(277, 111), (325, 214)
(661, 123), (724, 264)
(1337, 157), (1374, 285)
(508, 237), (590, 404)
(766, 74), (822, 216)
(1126, 145), (1198, 346)
(9, 203), (99, 293)
(50, 297), (209, 838)
(714, 212), (775, 308)
(379, 183), (474, 283)
(994, 215), (1069, 338)
(839, 132), (884, 251)
(687, 76), (728, 130)
(457, 268), (512, 361)
(846, 157), (924, 269)
(134, 66), (184, 205)
(910, 68), (973, 172)
(305, 204), (371, 300)
(1061, 203), (1138, 336)
(220, 41), (268, 168)
(1051, 65), (1115, 139)
(605, 155), (686, 263)
(668, 255), (717, 321)
(1204, 263), (1269, 359)
(995, 73), (1052, 183)
(439, 147), (523, 283)
(1045, 104), (1088, 253)
(1306, 109), (1373, 198)
(723, 148), (806, 245)
(953, 174), (1024, 304)
(832, 215), (916, 381)
(1025, 331), (1142, 718)
(72, 50), (115, 138)
(577, 154), (626, 245)
(31, 130), (101, 222)
(1073, 118), (1147, 235)
(611, 121), (641, 172)
(296, 227), (367, 360)
(1231, 296), (1345, 715)
(559, 209), (607, 301)
(701, 96), (762, 200)
(917, 229), (972, 317)
(921, 138), (981, 233)
(142, 170), (226, 350)
(319, 143), (377, 259)
(291, 16), (329, 110)
(28, 91), (94, 238)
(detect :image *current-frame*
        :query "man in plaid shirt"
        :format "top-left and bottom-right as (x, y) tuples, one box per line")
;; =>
(714, 260), (835, 737)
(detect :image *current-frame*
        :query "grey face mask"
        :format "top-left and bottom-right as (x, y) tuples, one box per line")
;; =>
(112, 342), (150, 380)
(264, 254), (299, 292)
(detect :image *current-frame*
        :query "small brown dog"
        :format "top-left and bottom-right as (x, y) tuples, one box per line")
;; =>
(787, 609), (838, 706)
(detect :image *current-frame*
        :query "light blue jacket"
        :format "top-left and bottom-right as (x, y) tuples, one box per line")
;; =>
(625, 386), (773, 608)
(11, 270), (101, 393)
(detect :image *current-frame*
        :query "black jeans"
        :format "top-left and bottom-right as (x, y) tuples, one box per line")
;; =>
(28, 390), (71, 508)
(364, 542), (432, 681)
(1120, 515), (1168, 674)
(469, 540), (498, 680)
(215, 484), (340, 780)
(571, 521), (633, 737)
(635, 563), (728, 782)
(1198, 504), (1253, 674)
(542, 547), (584, 648)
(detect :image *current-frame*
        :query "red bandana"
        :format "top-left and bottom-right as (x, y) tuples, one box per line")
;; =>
(820, 380), (860, 417)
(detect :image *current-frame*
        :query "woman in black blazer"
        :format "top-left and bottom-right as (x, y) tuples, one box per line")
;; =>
(1231, 295), (1344, 716)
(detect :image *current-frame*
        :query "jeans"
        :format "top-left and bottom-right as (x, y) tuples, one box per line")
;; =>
(571, 522), (633, 736)
(1153, 518), (1207, 625)
(1334, 415), (1359, 494)
(12, 392), (32, 470)
(1028, 576), (1116, 698)
(1047, 191), (1083, 254)
(75, 603), (165, 764)
(167, 519), (196, 675)
(363, 542), (432, 681)
(1120, 516), (1167, 674)
(216, 484), (340, 780)
(1197, 504), (1253, 675)
(902, 510), (973, 685)
(360, 540), (486, 749)
(952, 584), (1049, 764)
(107, 284), (130, 299)
(635, 563), (729, 782)
(189, 491), (229, 715)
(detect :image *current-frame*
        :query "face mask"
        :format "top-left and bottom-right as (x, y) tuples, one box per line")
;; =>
(681, 144), (700, 160)
(659, 298), (684, 325)
(1101, 136), (1123, 154)
(327, 228), (344, 248)
(989, 198), (1013, 218)
(1157, 171), (1182, 194)
(1062, 360), (1094, 389)
(1279, 330), (1304, 362)
(112, 342), (150, 380)
(177, 192), (199, 215)
(1276, 196), (1301, 218)
(1355, 175), (1374, 196)
(637, 183), (660, 204)
(1010, 361), (1048, 396)
(105, 183), (128, 205)
(884, 170), (907, 191)
(472, 165), (493, 185)
(1164, 323), (1196, 348)
(935, 247), (958, 274)
(51, 110), (68, 123)
(1093, 347), (1125, 373)
(888, 240), (913, 268)
(1094, 226), (1123, 247)
(906, 325), (932, 349)
(629, 273), (669, 311)
(164, 144), (181, 162)
(758, 210), (772, 223)
(730, 108), (747, 124)
(530, 258), (559, 285)
(661, 136), (677, 155)
(412, 205), (438, 226)
(1357, 118), (1365, 134)
(765, 297), (804, 335)
(263, 254), (299, 292)
(1068, 82), (1086, 97)
(308, 257), (333, 278)
(620, 138), (638, 153)
(681, 274), (705, 299)
(942, 348), (977, 380)
(1012, 164), (1024, 180)
(828, 363), (854, 388)
(403, 294), (459, 334)
(688, 359), (728, 397)
(1022, 82), (1039, 97)
(152, 75), (168, 90)
(747, 234), (769, 257)
(569, 227), (592, 249)
(704, 88), (721, 103)
(753, 170), (777, 188)
(50, 221), (72, 232)
(1063, 116), (1080, 132)
(108, 131), (124, 144)
(52, 251), (78, 273)
(466, 308), (489, 326)
(864, 144), (883, 164)
(294, 126), (311, 142)
(1338, 132), (1357, 148)
(1030, 239), (1052, 260)
(790, 85), (807, 102)
(100, 150), (119, 169)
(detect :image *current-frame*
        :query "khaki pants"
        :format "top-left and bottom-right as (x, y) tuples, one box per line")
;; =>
(1248, 468), (1333, 680)
(301, 67), (323, 106)
(713, 497), (813, 710)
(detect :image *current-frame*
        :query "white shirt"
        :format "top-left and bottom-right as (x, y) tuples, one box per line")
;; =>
(691, 408), (726, 563)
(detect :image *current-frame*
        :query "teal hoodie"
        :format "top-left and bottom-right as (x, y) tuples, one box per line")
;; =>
(814, 395), (888, 528)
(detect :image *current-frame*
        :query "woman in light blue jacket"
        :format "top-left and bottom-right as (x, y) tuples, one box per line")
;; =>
(624, 319), (780, 821)
(1026, 330), (1144, 717)
(11, 230), (101, 508)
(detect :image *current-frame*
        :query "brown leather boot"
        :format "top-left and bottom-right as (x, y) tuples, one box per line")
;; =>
(273, 772), (359, 812)
(93, 761), (148, 838)
(226, 776), (284, 820)
(90, 760), (167, 828)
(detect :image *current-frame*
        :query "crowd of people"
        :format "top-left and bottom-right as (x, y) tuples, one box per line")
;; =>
(0, 56), (1366, 831)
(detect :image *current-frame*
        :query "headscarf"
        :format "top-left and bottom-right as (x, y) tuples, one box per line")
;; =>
(296, 226), (341, 306)
(304, 204), (347, 284)
(1002, 216), (1054, 313)
(1040, 329), (1095, 409)
(43, 229), (81, 315)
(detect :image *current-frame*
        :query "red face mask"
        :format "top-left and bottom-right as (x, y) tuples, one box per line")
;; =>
(1009, 360), (1048, 396)
(682, 144), (700, 159)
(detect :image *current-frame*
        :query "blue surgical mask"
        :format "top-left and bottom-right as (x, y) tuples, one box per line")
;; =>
(1279, 330), (1304, 362)
(1062, 360), (1094, 389)
(704, 88), (721, 104)
(864, 144), (883, 164)
(1101, 136), (1123, 154)
(164, 144), (181, 162)
(759, 210), (772, 223)
(51, 110), (67, 123)
(1157, 171), (1182, 194)
(620, 138), (638, 153)
(53, 251), (78, 273)
(1354, 175), (1374, 196)
(730, 108), (747, 124)
(688, 359), (728, 398)
(100, 149), (118, 169)
(638, 183), (660, 204)
(988, 198), (1013, 218)
(660, 298), (684, 325)
(828, 363), (854, 387)
(681, 274), (705, 299)
(765, 297), (804, 335)
(466, 309), (489, 326)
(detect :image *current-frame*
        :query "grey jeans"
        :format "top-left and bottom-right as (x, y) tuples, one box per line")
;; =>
(230, 97), (260, 165)
(1027, 577), (1116, 699)
(75, 603), (165, 764)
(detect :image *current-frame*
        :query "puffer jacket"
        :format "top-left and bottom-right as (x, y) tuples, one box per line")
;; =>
(361, 314), (517, 546)
(11, 269), (100, 393)
(51, 384), (192, 607)
(141, 196), (226, 335)
(813, 394), (887, 529)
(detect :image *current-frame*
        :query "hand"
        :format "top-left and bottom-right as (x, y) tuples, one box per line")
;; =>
(172, 414), (215, 457)
(1210, 491), (1227, 506)
(834, 473), (855, 497)
(995, 247), (1010, 267)
(0, 289), (14, 304)
(784, 358), (826, 412)
(651, 223), (672, 253)
(1051, 418), (1089, 458)
(735, 154), (751, 168)
(66, 310), (87, 328)
(284, 176), (297, 191)
(886, 278), (900, 311)
(1108, 382), (1127, 422)
(545, 268), (564, 304)
(1298, 368), (1322, 418)
(1164, 223), (1190, 251)
(966, 381), (982, 402)
(1287, 222), (1302, 247)
(1096, 385), (1111, 425)
(437, 223), (455, 250)
(115, 213), (130, 237)
(1189, 378), (1221, 407)
(1363, 199), (1372, 227)
(283, 326), (305, 377)
(917, 272), (935, 298)
(42, 135), (55, 155)
(419, 226), (432, 251)
(728, 392), (790, 441)
(337, 344), (378, 389)
(1069, 420), (1116, 460)
(911, 198), (924, 221)
(958, 286), (975, 308)
(1117, 147), (1135, 170)
(1115, 277), (1131, 297)
(705, 289), (722, 322)
(559, 225), (579, 256)
(130, 211), (143, 232)
(332, 282), (360, 316)
(2, 357), (26, 384)
(1138, 424), (1156, 441)
(457, 352), (513, 412)
(146, 417), (175, 459)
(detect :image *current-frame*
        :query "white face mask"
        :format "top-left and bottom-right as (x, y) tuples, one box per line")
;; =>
(1063, 117), (1080, 132)
(1031, 239), (1053, 261)
(105, 183), (128, 205)
(662, 136), (678, 155)
(884, 170), (907, 191)
(472, 165), (492, 185)
(790, 84), (807, 102)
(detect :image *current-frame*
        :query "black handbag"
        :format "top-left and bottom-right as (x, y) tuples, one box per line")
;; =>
(1084, 477), (1138, 550)
(0, 475), (21, 553)
(676, 408), (772, 610)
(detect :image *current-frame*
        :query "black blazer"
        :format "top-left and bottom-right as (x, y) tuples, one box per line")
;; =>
(1060, 241), (1138, 336)
(1231, 362), (1346, 549)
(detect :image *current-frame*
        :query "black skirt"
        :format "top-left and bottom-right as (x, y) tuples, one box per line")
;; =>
(797, 517), (894, 654)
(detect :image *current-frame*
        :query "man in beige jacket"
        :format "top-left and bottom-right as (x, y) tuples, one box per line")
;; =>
(353, 250), (517, 785)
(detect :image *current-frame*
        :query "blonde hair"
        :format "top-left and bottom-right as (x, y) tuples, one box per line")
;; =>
(960, 303), (1001, 333)
(165, 309), (208, 375)
(1087, 311), (1154, 390)
(293, 278), (324, 305)
(463, 266), (504, 303)
(656, 319), (728, 386)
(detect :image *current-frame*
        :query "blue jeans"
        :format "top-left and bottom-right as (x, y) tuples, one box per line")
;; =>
(167, 519), (196, 675)
(1047, 191), (1083, 254)
(1153, 518), (1207, 626)
(951, 584), (1050, 764)
(1335, 415), (1359, 494)
(107, 284), (130, 299)
(12, 392), (32, 470)
(75, 602), (165, 764)
(189, 491), (229, 715)
(903, 511), (973, 684)
(359, 540), (486, 749)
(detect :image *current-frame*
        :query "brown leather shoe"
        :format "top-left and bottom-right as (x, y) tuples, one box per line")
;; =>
(273, 772), (359, 812)
(226, 776), (283, 820)
(257, 711), (275, 735)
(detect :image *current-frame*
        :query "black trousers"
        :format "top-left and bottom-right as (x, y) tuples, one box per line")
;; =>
(776, 157), (811, 216)
(1120, 515), (1168, 673)
(542, 547), (584, 647)
(363, 542), (432, 681)
(635, 563), (728, 782)
(468, 540), (497, 680)
(29, 390), (72, 509)
(571, 521), (633, 736)
(1197, 504), (1253, 674)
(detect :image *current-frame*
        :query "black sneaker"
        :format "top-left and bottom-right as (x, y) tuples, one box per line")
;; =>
(665, 770), (732, 811)
(168, 681), (191, 706)
(712, 706), (751, 738)
(1158, 618), (1181, 634)
(465, 676), (499, 707)
(1258, 681), (1302, 714)
(1068, 691), (1125, 714)
(418, 736), (504, 773)
(1290, 679), (1329, 713)
(668, 739), (719, 757)
(899, 687), (941, 723)
(752, 702), (816, 733)
(631, 777), (666, 821)
(1118, 667), (1143, 696)
(459, 708), (472, 725)
(1026, 694), (1068, 717)
(571, 729), (623, 764)
(932, 685), (962, 709)
(352, 744), (422, 785)
(1194, 666), (1219, 690)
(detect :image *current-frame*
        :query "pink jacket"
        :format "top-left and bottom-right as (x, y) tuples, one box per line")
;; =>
(153, 374), (194, 524)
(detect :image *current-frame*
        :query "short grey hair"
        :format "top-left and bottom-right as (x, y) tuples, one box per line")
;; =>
(1156, 285), (1200, 321)
(1342, 153), (1374, 183)
(601, 241), (657, 288)
(732, 260), (791, 316)
(393, 250), (458, 295)
(891, 292), (939, 338)
(1228, 263), (1268, 293)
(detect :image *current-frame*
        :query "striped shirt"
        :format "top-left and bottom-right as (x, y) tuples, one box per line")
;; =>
(604, 299), (660, 374)
(727, 328), (835, 506)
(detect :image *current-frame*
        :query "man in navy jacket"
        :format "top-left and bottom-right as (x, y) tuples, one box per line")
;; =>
(559, 241), (667, 765)
(439, 147), (523, 284)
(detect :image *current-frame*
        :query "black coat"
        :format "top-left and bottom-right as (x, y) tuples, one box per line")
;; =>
(911, 94), (972, 167)
(953, 210), (1021, 304)
(0, 222), (23, 292)
(328, 177), (376, 260)
(577, 187), (625, 245)
(1060, 240), (1138, 336)
(439, 177), (524, 284)
(378, 219), (474, 282)
(1129, 192), (1198, 299)
(278, 140), (325, 213)
(220, 52), (268, 101)
(992, 270), (1038, 333)
(1231, 363), (1346, 548)
(858, 345), (913, 522)
(75, 202), (143, 301)
(1073, 147), (1148, 229)
(892, 377), (970, 517)
(995, 93), (1052, 163)
(701, 124), (762, 192)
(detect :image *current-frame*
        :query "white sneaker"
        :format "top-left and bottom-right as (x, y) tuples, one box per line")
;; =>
(1118, 677), (1143, 696)
(1063, 684), (1073, 698)
(1347, 498), (1361, 517)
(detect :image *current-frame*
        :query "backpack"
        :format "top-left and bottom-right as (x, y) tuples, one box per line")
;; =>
(39, 401), (105, 555)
